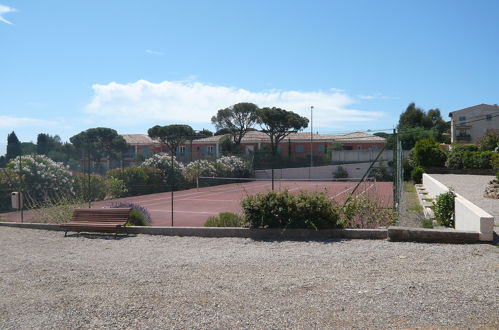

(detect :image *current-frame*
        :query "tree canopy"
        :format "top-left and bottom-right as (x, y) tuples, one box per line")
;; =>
(397, 103), (450, 149)
(36, 133), (62, 155)
(211, 102), (259, 145)
(148, 124), (195, 154)
(70, 127), (129, 162)
(257, 107), (309, 155)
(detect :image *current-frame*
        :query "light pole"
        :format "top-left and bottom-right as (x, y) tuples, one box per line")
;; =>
(309, 106), (314, 179)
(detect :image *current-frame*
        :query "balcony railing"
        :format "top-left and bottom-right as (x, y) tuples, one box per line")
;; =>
(456, 135), (471, 142)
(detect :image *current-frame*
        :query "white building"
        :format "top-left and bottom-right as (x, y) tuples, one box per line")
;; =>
(449, 104), (499, 144)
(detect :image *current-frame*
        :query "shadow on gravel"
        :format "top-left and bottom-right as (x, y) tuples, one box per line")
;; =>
(63, 233), (137, 240)
(250, 238), (351, 244)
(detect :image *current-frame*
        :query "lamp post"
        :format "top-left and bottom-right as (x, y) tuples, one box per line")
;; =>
(309, 106), (314, 179)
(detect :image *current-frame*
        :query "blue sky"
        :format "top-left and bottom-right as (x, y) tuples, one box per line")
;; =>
(1, 0), (498, 153)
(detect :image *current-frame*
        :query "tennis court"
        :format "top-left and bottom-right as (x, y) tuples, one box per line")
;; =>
(91, 178), (394, 226)
(1, 178), (393, 226)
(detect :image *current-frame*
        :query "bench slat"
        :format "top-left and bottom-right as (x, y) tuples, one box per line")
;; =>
(61, 208), (132, 235)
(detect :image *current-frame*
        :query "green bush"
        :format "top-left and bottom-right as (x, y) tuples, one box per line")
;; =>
(370, 167), (393, 181)
(73, 173), (107, 201)
(411, 139), (447, 168)
(477, 131), (499, 151)
(411, 167), (424, 184)
(0, 168), (18, 211)
(204, 212), (246, 227)
(241, 190), (340, 229)
(403, 159), (414, 181)
(108, 166), (167, 196)
(333, 166), (349, 179)
(447, 149), (494, 169)
(432, 189), (456, 227)
(492, 153), (499, 170)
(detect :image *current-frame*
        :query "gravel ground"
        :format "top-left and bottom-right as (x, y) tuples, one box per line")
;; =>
(429, 174), (498, 224)
(0, 227), (498, 329)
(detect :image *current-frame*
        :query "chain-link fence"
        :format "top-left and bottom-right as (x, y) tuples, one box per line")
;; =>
(1, 131), (406, 226)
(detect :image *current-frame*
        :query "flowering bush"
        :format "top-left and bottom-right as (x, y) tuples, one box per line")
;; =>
(7, 154), (74, 204)
(142, 153), (185, 185)
(216, 156), (250, 177)
(0, 168), (19, 211)
(184, 159), (217, 182)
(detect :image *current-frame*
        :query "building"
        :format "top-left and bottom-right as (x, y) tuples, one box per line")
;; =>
(121, 131), (386, 164)
(449, 104), (499, 144)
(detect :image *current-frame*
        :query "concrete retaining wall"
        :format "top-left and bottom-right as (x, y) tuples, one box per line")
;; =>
(0, 222), (387, 240)
(422, 173), (494, 241)
(387, 226), (480, 244)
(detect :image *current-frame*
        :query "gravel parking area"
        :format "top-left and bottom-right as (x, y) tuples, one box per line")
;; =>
(1, 227), (498, 329)
(430, 174), (498, 224)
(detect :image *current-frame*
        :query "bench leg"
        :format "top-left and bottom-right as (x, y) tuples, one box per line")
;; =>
(64, 231), (68, 237)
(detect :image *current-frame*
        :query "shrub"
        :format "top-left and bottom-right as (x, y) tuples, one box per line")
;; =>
(369, 167), (392, 181)
(7, 154), (74, 206)
(0, 168), (18, 211)
(184, 159), (217, 182)
(432, 189), (456, 227)
(216, 156), (251, 177)
(333, 166), (349, 179)
(105, 177), (128, 199)
(447, 148), (494, 169)
(403, 158), (414, 181)
(241, 190), (340, 229)
(492, 153), (499, 170)
(411, 167), (424, 184)
(477, 131), (499, 151)
(411, 139), (447, 168)
(110, 201), (151, 226)
(204, 212), (246, 227)
(72, 173), (107, 201)
(108, 166), (167, 196)
(341, 195), (397, 229)
(142, 153), (185, 185)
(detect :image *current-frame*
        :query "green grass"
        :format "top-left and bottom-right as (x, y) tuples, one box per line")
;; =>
(404, 183), (416, 193)
(422, 219), (434, 228)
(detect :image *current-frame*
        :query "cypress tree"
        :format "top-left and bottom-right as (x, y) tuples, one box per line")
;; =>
(6, 131), (22, 161)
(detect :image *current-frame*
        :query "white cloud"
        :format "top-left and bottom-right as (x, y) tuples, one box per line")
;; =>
(145, 49), (163, 55)
(0, 5), (16, 25)
(0, 115), (56, 128)
(84, 80), (386, 128)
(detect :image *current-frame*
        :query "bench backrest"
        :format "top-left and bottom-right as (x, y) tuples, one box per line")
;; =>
(71, 208), (132, 224)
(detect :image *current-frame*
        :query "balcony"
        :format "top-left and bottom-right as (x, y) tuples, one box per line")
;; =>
(456, 135), (471, 142)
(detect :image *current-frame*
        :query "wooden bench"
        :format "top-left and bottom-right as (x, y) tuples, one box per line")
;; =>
(60, 208), (132, 237)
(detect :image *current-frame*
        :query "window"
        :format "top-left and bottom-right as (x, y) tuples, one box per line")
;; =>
(371, 145), (379, 151)
(318, 144), (326, 153)
(179, 146), (186, 155)
(486, 114), (492, 121)
(295, 145), (304, 152)
(356, 145), (362, 150)
(459, 116), (466, 122)
(207, 146), (215, 154)
(127, 147), (135, 158)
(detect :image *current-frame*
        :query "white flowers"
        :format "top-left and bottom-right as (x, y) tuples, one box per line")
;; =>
(7, 154), (74, 201)
(143, 154), (251, 180)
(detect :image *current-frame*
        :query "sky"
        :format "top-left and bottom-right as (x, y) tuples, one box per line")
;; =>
(1, 0), (498, 153)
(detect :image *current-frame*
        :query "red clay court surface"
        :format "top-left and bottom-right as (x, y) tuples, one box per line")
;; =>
(1, 180), (393, 227)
